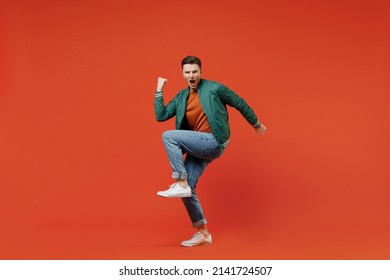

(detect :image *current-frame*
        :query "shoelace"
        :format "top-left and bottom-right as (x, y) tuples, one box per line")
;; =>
(168, 183), (178, 190)
(191, 232), (204, 241)
(169, 183), (190, 190)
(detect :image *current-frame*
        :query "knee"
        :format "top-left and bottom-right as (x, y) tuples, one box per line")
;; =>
(162, 131), (170, 143)
(162, 130), (176, 142)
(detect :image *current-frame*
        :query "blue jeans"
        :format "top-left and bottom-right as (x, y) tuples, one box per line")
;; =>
(162, 130), (224, 228)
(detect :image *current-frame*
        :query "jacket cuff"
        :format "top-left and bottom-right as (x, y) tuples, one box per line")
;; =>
(253, 120), (261, 128)
(155, 91), (163, 98)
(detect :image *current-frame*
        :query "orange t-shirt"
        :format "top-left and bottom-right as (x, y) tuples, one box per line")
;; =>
(186, 91), (212, 133)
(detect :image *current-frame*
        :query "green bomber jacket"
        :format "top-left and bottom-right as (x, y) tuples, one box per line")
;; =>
(154, 79), (261, 149)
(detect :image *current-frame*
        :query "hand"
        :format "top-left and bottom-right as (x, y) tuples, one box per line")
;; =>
(157, 77), (168, 92)
(255, 124), (266, 135)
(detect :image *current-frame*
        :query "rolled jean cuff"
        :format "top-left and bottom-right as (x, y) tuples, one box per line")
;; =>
(172, 172), (188, 180)
(193, 218), (207, 228)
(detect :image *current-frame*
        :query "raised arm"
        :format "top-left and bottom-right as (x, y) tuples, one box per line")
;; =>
(154, 77), (177, 122)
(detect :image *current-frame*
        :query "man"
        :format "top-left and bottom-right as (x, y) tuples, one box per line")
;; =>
(154, 56), (266, 247)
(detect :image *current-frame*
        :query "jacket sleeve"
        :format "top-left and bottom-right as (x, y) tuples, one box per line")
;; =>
(154, 91), (177, 122)
(217, 83), (261, 128)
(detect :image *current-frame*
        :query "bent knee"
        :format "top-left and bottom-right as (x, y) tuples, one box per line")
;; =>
(162, 130), (175, 141)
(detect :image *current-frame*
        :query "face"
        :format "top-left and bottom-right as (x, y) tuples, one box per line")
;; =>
(182, 63), (201, 92)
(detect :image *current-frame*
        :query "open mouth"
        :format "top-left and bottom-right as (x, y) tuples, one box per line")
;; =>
(189, 79), (196, 86)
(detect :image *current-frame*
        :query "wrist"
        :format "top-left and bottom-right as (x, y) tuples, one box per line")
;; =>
(253, 121), (261, 128)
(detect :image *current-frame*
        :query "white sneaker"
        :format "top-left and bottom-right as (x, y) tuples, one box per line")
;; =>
(157, 183), (192, 198)
(181, 232), (212, 247)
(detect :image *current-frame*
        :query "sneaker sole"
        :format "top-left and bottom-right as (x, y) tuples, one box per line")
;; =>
(157, 192), (192, 198)
(181, 241), (212, 247)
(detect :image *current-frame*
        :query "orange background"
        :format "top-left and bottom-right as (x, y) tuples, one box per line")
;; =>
(1, 0), (389, 259)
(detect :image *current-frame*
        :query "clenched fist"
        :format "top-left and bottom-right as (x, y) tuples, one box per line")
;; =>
(255, 124), (267, 135)
(156, 77), (168, 92)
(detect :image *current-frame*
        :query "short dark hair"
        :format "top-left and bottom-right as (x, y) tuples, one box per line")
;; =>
(181, 56), (201, 69)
